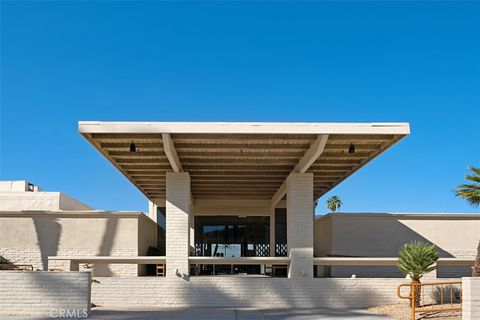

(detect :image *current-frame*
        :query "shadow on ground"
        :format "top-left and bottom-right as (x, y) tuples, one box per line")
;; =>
(84, 307), (390, 320)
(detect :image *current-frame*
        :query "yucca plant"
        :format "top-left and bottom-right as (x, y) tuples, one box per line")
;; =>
(327, 195), (342, 213)
(398, 241), (439, 307)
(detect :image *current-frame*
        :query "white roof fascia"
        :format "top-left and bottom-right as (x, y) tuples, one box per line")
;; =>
(79, 121), (410, 135)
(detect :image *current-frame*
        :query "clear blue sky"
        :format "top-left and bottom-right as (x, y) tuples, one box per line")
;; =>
(1, 1), (479, 214)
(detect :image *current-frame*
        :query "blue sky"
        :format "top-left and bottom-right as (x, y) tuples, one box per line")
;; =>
(1, 1), (479, 214)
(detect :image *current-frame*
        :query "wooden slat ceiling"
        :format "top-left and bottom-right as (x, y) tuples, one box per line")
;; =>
(84, 132), (404, 201)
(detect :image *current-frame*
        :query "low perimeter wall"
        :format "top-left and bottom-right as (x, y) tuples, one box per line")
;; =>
(92, 277), (416, 309)
(0, 271), (91, 317)
(463, 277), (480, 320)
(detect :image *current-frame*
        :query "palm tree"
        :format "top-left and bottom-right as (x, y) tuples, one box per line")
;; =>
(454, 166), (480, 276)
(474, 241), (480, 277)
(454, 166), (480, 207)
(398, 241), (439, 308)
(326, 196), (342, 213)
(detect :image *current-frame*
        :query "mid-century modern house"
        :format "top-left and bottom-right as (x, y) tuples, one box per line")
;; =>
(1, 121), (479, 311)
(81, 121), (416, 279)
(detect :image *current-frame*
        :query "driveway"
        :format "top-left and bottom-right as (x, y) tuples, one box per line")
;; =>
(86, 307), (390, 320)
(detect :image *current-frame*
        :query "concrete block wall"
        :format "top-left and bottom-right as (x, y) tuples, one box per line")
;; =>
(91, 277), (411, 309)
(1, 247), (138, 276)
(0, 271), (91, 317)
(463, 277), (480, 320)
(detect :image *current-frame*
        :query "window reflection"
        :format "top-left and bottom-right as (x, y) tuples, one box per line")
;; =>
(195, 216), (270, 258)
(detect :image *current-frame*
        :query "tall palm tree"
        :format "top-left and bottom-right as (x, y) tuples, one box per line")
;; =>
(326, 196), (342, 213)
(454, 166), (480, 207)
(454, 166), (480, 276)
(474, 240), (480, 277)
(398, 241), (439, 308)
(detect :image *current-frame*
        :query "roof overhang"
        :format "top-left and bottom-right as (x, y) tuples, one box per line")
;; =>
(79, 121), (409, 203)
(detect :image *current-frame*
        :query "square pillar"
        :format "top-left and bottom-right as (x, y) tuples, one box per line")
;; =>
(463, 277), (480, 320)
(189, 210), (195, 255)
(286, 173), (314, 279)
(148, 200), (157, 223)
(269, 206), (275, 256)
(166, 172), (191, 278)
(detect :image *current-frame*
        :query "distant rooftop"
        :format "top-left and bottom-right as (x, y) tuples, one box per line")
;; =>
(0, 180), (42, 192)
(0, 180), (93, 211)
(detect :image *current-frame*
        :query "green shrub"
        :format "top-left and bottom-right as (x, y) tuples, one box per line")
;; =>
(0, 255), (12, 264)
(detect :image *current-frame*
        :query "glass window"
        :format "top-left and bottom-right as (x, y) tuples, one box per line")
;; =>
(194, 216), (270, 258)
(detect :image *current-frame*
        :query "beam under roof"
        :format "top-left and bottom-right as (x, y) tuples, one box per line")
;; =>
(162, 133), (183, 172)
(270, 135), (329, 207)
(78, 121), (410, 202)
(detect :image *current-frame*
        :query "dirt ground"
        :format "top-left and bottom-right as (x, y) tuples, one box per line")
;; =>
(368, 304), (461, 320)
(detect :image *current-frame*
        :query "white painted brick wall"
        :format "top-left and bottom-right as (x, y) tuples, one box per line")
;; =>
(166, 172), (191, 278)
(91, 277), (414, 308)
(463, 277), (480, 320)
(287, 173), (314, 279)
(0, 271), (91, 317)
(0, 247), (138, 276)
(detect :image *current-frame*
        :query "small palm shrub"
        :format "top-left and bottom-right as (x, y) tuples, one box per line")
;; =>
(398, 241), (439, 307)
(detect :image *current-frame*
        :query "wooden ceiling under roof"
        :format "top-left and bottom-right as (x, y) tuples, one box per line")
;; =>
(79, 122), (408, 202)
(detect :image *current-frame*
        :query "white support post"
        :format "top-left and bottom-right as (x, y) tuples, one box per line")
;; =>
(166, 172), (191, 279)
(189, 210), (195, 255)
(148, 200), (157, 223)
(287, 173), (314, 279)
(463, 277), (480, 320)
(270, 206), (275, 257)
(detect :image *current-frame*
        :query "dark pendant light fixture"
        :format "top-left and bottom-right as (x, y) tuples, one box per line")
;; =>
(130, 141), (136, 152)
(348, 143), (355, 154)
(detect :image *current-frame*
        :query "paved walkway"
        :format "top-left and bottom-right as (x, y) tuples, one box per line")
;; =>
(87, 307), (390, 320)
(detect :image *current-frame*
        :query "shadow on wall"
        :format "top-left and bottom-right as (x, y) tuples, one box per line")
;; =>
(317, 215), (459, 278)
(325, 216), (455, 258)
(33, 217), (61, 271)
(93, 277), (397, 309)
(94, 217), (118, 276)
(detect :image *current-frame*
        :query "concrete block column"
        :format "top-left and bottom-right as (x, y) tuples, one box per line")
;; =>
(286, 173), (314, 279)
(148, 200), (157, 223)
(463, 277), (480, 320)
(270, 206), (275, 256)
(166, 172), (191, 278)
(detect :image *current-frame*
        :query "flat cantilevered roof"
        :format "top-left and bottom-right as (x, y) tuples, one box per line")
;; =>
(79, 122), (409, 203)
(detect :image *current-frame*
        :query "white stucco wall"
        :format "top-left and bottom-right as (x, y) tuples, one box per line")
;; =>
(314, 213), (480, 278)
(315, 214), (480, 258)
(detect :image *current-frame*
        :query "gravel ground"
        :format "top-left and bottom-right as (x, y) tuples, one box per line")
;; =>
(368, 304), (461, 320)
